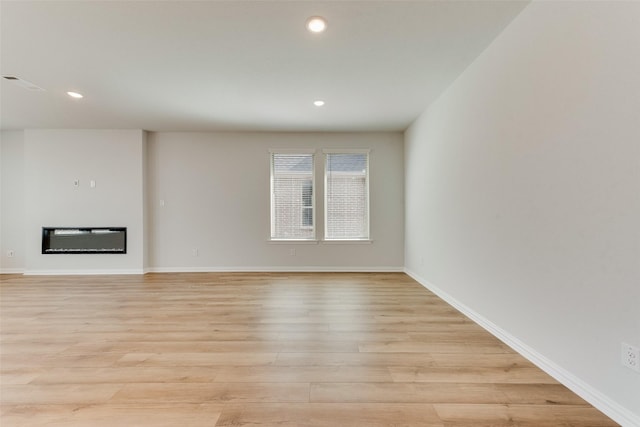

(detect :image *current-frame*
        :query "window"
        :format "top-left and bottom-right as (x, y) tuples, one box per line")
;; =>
(270, 149), (370, 242)
(270, 152), (315, 240)
(324, 151), (369, 240)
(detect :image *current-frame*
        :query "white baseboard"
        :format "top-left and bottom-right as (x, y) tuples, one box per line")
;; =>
(23, 269), (146, 275)
(148, 266), (404, 273)
(8, 266), (405, 275)
(0, 268), (25, 274)
(404, 268), (640, 427)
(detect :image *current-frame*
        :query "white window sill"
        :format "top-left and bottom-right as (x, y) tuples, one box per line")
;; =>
(268, 240), (319, 245)
(268, 239), (372, 245)
(322, 239), (372, 244)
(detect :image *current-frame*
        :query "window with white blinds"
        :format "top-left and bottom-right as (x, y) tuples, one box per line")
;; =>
(324, 151), (370, 240)
(270, 152), (315, 240)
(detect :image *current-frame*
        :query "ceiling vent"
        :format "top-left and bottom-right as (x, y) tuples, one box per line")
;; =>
(2, 75), (45, 91)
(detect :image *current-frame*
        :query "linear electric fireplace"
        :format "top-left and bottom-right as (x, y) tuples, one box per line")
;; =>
(42, 227), (127, 254)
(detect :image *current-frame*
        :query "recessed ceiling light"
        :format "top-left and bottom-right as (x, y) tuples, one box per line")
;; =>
(313, 100), (325, 107)
(67, 91), (83, 99)
(306, 16), (327, 33)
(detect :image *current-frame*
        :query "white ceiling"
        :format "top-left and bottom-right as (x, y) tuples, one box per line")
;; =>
(0, 1), (529, 132)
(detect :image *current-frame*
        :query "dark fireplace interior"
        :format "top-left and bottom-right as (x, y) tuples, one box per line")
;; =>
(42, 227), (127, 254)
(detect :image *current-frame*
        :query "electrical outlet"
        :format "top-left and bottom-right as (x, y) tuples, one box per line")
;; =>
(622, 342), (640, 372)
(7, 250), (15, 258)
(192, 248), (199, 257)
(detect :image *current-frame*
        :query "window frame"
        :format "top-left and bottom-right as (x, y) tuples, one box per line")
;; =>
(269, 149), (317, 242)
(323, 149), (371, 242)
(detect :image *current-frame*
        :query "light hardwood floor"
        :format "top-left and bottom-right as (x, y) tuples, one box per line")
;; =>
(0, 272), (617, 426)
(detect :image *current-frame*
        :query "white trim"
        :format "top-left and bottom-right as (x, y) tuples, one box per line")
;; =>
(23, 269), (146, 276)
(0, 268), (25, 274)
(268, 240), (319, 244)
(269, 148), (317, 154)
(321, 240), (372, 245)
(149, 266), (404, 273)
(4, 266), (405, 275)
(321, 148), (371, 154)
(404, 268), (640, 427)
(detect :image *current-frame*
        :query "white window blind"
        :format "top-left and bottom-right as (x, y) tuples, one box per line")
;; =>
(270, 153), (315, 240)
(325, 152), (369, 240)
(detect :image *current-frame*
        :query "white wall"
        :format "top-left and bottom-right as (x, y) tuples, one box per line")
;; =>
(1, 130), (403, 273)
(23, 130), (147, 274)
(404, 1), (640, 425)
(148, 132), (404, 271)
(0, 131), (25, 273)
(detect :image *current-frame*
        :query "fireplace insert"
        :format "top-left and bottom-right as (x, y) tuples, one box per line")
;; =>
(42, 227), (126, 254)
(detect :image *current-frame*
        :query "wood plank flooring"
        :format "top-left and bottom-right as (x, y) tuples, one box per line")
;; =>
(0, 272), (617, 426)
